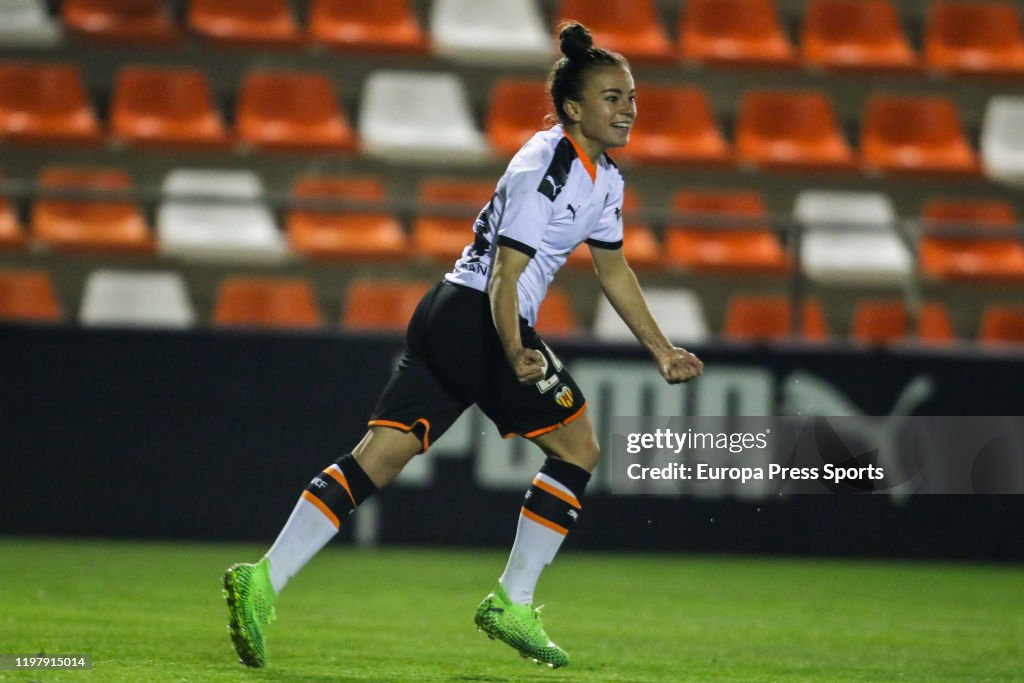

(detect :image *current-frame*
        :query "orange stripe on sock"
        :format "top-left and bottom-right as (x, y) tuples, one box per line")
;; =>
(521, 507), (568, 536)
(301, 490), (339, 530)
(533, 478), (581, 509)
(324, 465), (356, 507)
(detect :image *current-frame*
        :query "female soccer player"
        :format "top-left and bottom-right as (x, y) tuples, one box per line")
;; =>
(223, 21), (703, 670)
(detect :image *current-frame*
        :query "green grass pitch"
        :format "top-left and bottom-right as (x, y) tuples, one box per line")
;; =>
(0, 538), (1020, 682)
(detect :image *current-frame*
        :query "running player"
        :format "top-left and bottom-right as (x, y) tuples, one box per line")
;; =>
(222, 21), (703, 670)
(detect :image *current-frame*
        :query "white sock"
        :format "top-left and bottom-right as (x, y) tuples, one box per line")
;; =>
(264, 495), (338, 594)
(499, 513), (569, 605)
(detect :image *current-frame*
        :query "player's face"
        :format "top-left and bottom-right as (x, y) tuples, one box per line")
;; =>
(567, 66), (636, 157)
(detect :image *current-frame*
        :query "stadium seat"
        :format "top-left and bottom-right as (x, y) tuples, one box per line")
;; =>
(557, 0), (674, 64)
(724, 295), (829, 342)
(411, 178), (493, 262)
(860, 95), (979, 177)
(978, 305), (1024, 345)
(919, 198), (1024, 283)
(309, 0), (426, 54)
(359, 71), (489, 164)
(0, 63), (102, 147)
(79, 270), (196, 329)
(342, 280), (431, 331)
(188, 0), (301, 49)
(615, 85), (731, 168)
(800, 0), (918, 73)
(0, 0), (61, 47)
(431, 0), (552, 66)
(486, 79), (551, 158)
(925, 2), (1024, 77)
(665, 190), (789, 275)
(0, 270), (61, 322)
(157, 169), (286, 262)
(63, 0), (181, 46)
(0, 192), (26, 251)
(850, 300), (954, 345)
(32, 167), (153, 254)
(214, 277), (322, 329)
(981, 96), (1024, 188)
(110, 66), (230, 150)
(735, 90), (855, 172)
(287, 176), (406, 261)
(237, 71), (354, 153)
(593, 287), (709, 344)
(794, 190), (911, 285)
(567, 188), (661, 270)
(534, 287), (579, 337)
(678, 0), (797, 68)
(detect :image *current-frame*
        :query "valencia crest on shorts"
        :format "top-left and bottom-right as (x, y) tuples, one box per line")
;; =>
(554, 384), (574, 408)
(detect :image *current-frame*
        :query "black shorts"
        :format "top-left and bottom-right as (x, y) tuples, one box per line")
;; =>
(368, 280), (586, 452)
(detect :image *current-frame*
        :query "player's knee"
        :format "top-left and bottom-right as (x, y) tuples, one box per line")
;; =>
(548, 432), (600, 472)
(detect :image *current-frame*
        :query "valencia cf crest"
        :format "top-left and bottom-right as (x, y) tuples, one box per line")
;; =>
(554, 384), (574, 408)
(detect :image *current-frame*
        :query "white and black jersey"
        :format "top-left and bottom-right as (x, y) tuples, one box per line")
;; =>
(445, 125), (625, 326)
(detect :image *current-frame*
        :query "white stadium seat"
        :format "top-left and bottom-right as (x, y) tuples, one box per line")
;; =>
(594, 288), (709, 345)
(358, 71), (490, 164)
(794, 190), (911, 286)
(430, 0), (552, 66)
(157, 169), (286, 262)
(981, 96), (1024, 189)
(0, 0), (61, 47)
(79, 270), (196, 329)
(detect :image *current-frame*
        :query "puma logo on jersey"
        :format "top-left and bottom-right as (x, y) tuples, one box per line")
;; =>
(567, 204), (578, 221)
(544, 175), (564, 194)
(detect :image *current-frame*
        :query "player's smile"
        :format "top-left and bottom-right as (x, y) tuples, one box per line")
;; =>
(566, 65), (636, 162)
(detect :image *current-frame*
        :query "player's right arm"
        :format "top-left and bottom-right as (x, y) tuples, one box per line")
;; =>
(488, 246), (546, 385)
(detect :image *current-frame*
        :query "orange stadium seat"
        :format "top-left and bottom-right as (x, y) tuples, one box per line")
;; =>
(0, 270), (61, 322)
(535, 287), (580, 336)
(111, 66), (230, 150)
(566, 188), (661, 270)
(487, 79), (550, 158)
(0, 63), (102, 147)
(679, 0), (797, 68)
(237, 71), (354, 153)
(919, 199), (1024, 283)
(188, 0), (301, 49)
(665, 190), (789, 275)
(925, 2), (1024, 77)
(309, 0), (426, 53)
(724, 295), (828, 342)
(0, 182), (26, 250)
(616, 85), (730, 168)
(287, 176), (406, 261)
(851, 300), (954, 345)
(32, 167), (153, 254)
(342, 280), (431, 331)
(979, 305), (1024, 345)
(213, 277), (322, 329)
(557, 0), (674, 64)
(62, 0), (181, 46)
(735, 90), (855, 172)
(801, 0), (919, 73)
(411, 178), (493, 263)
(861, 95), (979, 177)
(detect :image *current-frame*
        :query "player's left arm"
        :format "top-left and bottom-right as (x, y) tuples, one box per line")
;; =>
(591, 246), (704, 384)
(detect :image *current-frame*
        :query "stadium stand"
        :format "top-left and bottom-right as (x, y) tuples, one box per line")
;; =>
(593, 287), (709, 344)
(925, 2), (1024, 77)
(236, 71), (355, 153)
(850, 300), (954, 345)
(800, 0), (918, 73)
(0, 270), (61, 322)
(981, 96), (1024, 188)
(0, 63), (102, 147)
(486, 79), (551, 158)
(62, 0), (181, 47)
(411, 178), (493, 263)
(79, 269), (196, 328)
(342, 279), (432, 331)
(678, 0), (796, 68)
(534, 286), (579, 336)
(309, 0), (427, 54)
(724, 295), (829, 342)
(32, 166), (153, 254)
(0, 0), (61, 47)
(431, 0), (552, 66)
(615, 85), (731, 168)
(557, 0), (674, 64)
(287, 176), (406, 261)
(919, 198), (1024, 283)
(213, 276), (322, 329)
(0, 191), (26, 251)
(187, 0), (302, 50)
(979, 304), (1024, 345)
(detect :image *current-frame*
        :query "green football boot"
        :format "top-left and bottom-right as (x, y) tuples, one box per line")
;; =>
(222, 557), (276, 668)
(474, 583), (570, 668)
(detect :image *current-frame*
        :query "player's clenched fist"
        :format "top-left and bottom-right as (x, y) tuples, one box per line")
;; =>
(510, 347), (548, 385)
(657, 347), (704, 384)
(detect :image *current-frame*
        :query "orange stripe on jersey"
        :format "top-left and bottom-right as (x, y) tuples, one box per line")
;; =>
(301, 490), (340, 530)
(521, 507), (568, 536)
(563, 131), (597, 183)
(533, 477), (581, 509)
(324, 465), (356, 507)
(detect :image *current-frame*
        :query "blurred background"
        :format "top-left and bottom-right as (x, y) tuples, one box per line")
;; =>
(0, 0), (1022, 561)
